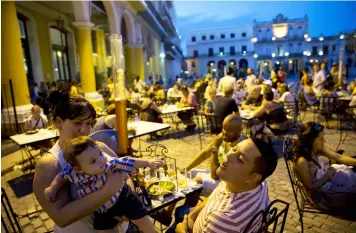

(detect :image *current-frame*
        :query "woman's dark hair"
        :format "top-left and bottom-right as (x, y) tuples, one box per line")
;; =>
(227, 67), (234, 75)
(263, 88), (274, 101)
(292, 122), (324, 167)
(47, 89), (96, 122)
(181, 86), (189, 93)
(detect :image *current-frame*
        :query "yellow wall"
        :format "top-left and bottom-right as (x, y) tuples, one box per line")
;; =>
(16, 5), (55, 83)
(124, 46), (145, 86)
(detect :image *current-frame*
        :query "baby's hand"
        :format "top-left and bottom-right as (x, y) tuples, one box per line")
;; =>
(44, 187), (57, 202)
(148, 158), (165, 169)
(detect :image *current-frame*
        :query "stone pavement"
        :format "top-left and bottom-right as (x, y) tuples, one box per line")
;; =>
(1, 111), (356, 233)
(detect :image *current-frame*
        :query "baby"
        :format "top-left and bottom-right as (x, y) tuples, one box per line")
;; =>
(44, 136), (163, 233)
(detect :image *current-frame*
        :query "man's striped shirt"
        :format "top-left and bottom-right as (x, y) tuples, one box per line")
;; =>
(60, 155), (136, 213)
(193, 181), (269, 233)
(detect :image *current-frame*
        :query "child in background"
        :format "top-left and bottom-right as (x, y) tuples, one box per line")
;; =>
(44, 136), (163, 233)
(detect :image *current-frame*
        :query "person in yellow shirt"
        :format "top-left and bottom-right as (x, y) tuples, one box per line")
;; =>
(70, 83), (78, 95)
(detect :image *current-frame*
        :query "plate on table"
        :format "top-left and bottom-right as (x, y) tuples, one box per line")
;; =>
(25, 129), (38, 135)
(147, 180), (176, 197)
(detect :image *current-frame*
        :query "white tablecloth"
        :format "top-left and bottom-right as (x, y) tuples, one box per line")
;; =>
(160, 105), (194, 114)
(10, 129), (59, 146)
(128, 121), (170, 138)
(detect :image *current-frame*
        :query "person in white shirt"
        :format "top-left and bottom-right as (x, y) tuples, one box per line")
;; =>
(24, 105), (48, 131)
(312, 63), (326, 96)
(245, 68), (257, 93)
(232, 79), (246, 104)
(217, 67), (236, 94)
(134, 76), (144, 92)
(167, 84), (182, 104)
(276, 83), (295, 103)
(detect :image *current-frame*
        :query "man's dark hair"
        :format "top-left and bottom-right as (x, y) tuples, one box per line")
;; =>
(251, 138), (278, 181)
(227, 67), (234, 75)
(263, 88), (274, 101)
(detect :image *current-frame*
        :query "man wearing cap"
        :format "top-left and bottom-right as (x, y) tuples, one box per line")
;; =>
(262, 79), (280, 99)
(217, 67), (236, 94)
(176, 138), (278, 233)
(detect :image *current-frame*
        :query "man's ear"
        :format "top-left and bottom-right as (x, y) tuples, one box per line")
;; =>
(55, 117), (63, 129)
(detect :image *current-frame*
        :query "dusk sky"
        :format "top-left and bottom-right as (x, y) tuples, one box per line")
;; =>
(174, 1), (356, 55)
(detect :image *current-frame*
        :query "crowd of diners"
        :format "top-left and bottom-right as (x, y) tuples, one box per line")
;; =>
(26, 62), (356, 233)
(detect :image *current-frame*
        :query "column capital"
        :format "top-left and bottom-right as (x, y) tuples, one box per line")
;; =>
(73, 21), (95, 29)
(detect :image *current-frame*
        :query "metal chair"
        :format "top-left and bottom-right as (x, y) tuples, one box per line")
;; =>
(89, 129), (119, 154)
(242, 199), (289, 233)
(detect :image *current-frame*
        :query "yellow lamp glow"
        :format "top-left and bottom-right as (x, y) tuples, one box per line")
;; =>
(273, 23), (288, 38)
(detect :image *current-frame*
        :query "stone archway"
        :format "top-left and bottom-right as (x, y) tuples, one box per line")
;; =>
(239, 58), (248, 69)
(217, 60), (226, 78)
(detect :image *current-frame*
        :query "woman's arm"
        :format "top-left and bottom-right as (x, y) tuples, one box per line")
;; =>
(295, 157), (331, 190)
(151, 101), (161, 114)
(321, 148), (356, 166)
(33, 155), (126, 228)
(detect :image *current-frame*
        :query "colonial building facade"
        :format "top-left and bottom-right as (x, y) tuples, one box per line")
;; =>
(2, 0), (183, 123)
(186, 13), (355, 79)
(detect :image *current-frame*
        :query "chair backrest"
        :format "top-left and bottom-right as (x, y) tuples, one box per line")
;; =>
(242, 199), (289, 233)
(89, 130), (118, 154)
(319, 96), (337, 113)
(1, 188), (23, 233)
(284, 99), (299, 124)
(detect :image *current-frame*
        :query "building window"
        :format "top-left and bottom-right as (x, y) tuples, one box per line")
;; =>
(312, 46), (318, 55)
(323, 45), (329, 55)
(219, 47), (224, 55)
(193, 50), (198, 58)
(192, 61), (196, 68)
(230, 46), (235, 55)
(50, 27), (71, 81)
(241, 45), (247, 53)
(17, 14), (33, 81)
(221, 34), (225, 39)
(288, 27), (294, 38)
(241, 32), (246, 37)
(230, 33), (235, 38)
(332, 44), (336, 52)
(191, 36), (196, 42)
(297, 43), (302, 53)
(202, 35), (206, 41)
(289, 44), (294, 53)
(208, 48), (214, 56)
(210, 35), (214, 40)
(258, 29), (263, 40)
(298, 26), (303, 38)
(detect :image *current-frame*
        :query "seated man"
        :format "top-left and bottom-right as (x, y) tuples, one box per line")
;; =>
(214, 86), (239, 126)
(176, 138), (278, 233)
(242, 86), (263, 109)
(167, 84), (182, 104)
(24, 105), (48, 131)
(185, 114), (243, 196)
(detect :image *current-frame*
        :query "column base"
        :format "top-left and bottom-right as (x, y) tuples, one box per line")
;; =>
(85, 92), (104, 108)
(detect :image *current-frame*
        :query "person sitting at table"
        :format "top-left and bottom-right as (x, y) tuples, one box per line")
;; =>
(204, 88), (216, 115)
(250, 88), (291, 139)
(24, 105), (48, 131)
(232, 79), (246, 104)
(174, 138), (278, 233)
(130, 87), (141, 107)
(140, 91), (163, 123)
(167, 84), (181, 104)
(184, 114), (243, 196)
(177, 86), (199, 130)
(262, 79), (280, 99)
(241, 85), (263, 109)
(292, 122), (356, 213)
(204, 81), (213, 100)
(303, 79), (319, 106)
(154, 84), (165, 106)
(214, 86), (239, 128)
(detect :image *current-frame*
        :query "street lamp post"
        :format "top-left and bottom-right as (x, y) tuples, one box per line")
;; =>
(110, 34), (128, 156)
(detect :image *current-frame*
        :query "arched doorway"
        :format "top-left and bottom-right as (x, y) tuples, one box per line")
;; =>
(228, 59), (237, 77)
(207, 60), (216, 77)
(239, 59), (248, 69)
(217, 60), (226, 78)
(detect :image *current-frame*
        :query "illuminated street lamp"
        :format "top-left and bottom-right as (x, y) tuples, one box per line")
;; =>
(319, 37), (324, 41)
(284, 52), (289, 57)
(251, 37), (258, 43)
(304, 34), (309, 39)
(340, 34), (345, 40)
(272, 36), (276, 41)
(272, 53), (276, 58)
(306, 37), (311, 42)
(319, 51), (323, 56)
(253, 54), (258, 58)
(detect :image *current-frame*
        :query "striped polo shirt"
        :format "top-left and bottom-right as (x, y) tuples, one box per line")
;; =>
(193, 181), (269, 233)
(60, 155), (136, 213)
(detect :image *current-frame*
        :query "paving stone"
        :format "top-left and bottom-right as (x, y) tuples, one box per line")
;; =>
(321, 224), (346, 233)
(314, 217), (335, 227)
(23, 224), (35, 233)
(302, 216), (322, 228)
(39, 212), (49, 221)
(19, 217), (31, 227)
(32, 218), (42, 229)
(333, 223), (356, 233)
(327, 216), (353, 227)
(44, 219), (54, 231)
(312, 227), (334, 233)
(36, 227), (48, 233)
